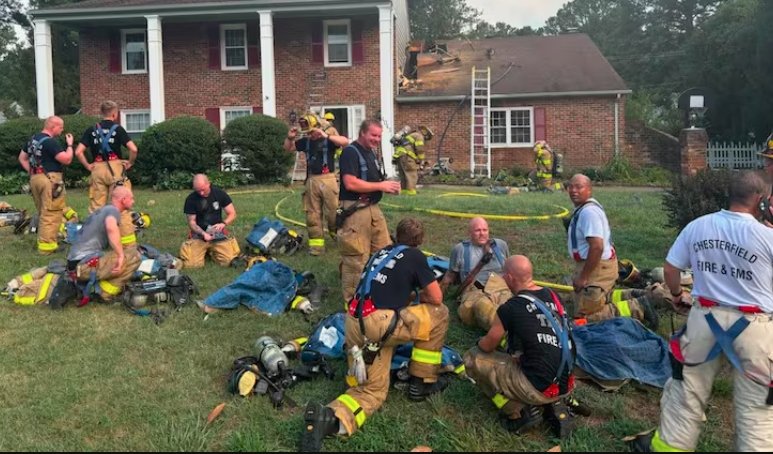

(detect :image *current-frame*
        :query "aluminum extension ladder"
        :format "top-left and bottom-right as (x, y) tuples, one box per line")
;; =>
(470, 66), (491, 178)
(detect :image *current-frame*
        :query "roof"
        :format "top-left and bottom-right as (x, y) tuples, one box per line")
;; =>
(398, 33), (630, 101)
(31, 0), (385, 20)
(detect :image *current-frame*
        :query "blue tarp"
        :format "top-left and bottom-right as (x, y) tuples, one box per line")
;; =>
(573, 317), (672, 389)
(204, 260), (297, 315)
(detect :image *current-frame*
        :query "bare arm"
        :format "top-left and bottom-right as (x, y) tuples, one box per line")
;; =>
(18, 151), (30, 173)
(477, 315), (506, 353)
(284, 127), (299, 152)
(125, 140), (138, 169)
(326, 133), (349, 148)
(74, 143), (93, 171)
(664, 260), (691, 315)
(574, 237), (603, 292)
(187, 214), (212, 242)
(105, 216), (124, 275)
(419, 280), (443, 305)
(440, 270), (459, 294)
(221, 203), (237, 227)
(342, 174), (400, 194)
(55, 134), (75, 165)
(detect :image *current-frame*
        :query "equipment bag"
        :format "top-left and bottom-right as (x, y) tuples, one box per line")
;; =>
(246, 216), (304, 256)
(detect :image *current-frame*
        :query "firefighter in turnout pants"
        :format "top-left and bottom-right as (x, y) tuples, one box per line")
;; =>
(75, 101), (139, 248)
(284, 114), (350, 255)
(565, 174), (658, 329)
(391, 125), (432, 195)
(628, 171), (773, 452)
(300, 218), (450, 452)
(464, 255), (576, 438)
(336, 120), (400, 303)
(18, 116), (74, 254)
(441, 217), (512, 331)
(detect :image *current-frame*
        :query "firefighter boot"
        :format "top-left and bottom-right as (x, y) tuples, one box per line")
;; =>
(638, 296), (660, 331)
(48, 275), (78, 310)
(500, 405), (542, 434)
(627, 430), (654, 452)
(543, 400), (575, 439)
(300, 402), (339, 452)
(407, 375), (450, 402)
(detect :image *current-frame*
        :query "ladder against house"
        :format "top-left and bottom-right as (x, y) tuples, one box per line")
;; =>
(291, 70), (327, 181)
(470, 66), (491, 178)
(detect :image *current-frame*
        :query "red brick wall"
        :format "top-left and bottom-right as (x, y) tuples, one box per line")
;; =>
(396, 95), (626, 174)
(624, 119), (681, 172)
(79, 15), (382, 123)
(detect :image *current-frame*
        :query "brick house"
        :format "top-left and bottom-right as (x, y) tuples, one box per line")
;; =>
(30, 1), (631, 177)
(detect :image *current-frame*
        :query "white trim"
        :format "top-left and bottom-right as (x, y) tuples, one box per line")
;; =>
(121, 28), (147, 74)
(34, 20), (54, 118)
(323, 19), (352, 67)
(378, 4), (395, 177)
(219, 106), (253, 130)
(220, 23), (248, 70)
(489, 107), (534, 148)
(120, 109), (151, 135)
(321, 104), (366, 138)
(397, 90), (633, 103)
(258, 10), (276, 116)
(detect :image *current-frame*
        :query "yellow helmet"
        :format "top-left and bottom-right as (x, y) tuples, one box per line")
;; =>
(298, 114), (319, 132)
(617, 259), (641, 286)
(131, 211), (151, 229)
(758, 131), (773, 159)
(324, 112), (335, 121)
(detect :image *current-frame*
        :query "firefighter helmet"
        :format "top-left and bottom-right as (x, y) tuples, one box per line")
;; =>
(418, 125), (434, 141)
(299, 114), (319, 132)
(324, 112), (335, 121)
(758, 131), (773, 159)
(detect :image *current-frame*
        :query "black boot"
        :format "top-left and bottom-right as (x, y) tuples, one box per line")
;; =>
(638, 296), (660, 331)
(543, 401), (575, 439)
(300, 402), (339, 452)
(500, 405), (542, 434)
(627, 431), (654, 452)
(49, 276), (78, 310)
(565, 396), (592, 417)
(407, 375), (450, 402)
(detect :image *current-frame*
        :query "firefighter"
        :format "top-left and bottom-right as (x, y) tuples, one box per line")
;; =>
(18, 116), (74, 255)
(391, 125), (432, 195)
(337, 120), (401, 303)
(284, 113), (349, 255)
(300, 218), (449, 452)
(75, 101), (139, 248)
(534, 140), (554, 191)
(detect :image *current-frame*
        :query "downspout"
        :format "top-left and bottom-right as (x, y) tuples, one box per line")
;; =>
(614, 93), (620, 156)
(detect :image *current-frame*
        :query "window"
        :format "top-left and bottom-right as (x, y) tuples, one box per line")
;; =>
(324, 19), (351, 66)
(120, 110), (151, 140)
(321, 104), (365, 139)
(221, 24), (247, 70)
(122, 29), (147, 74)
(220, 107), (252, 129)
(489, 107), (534, 147)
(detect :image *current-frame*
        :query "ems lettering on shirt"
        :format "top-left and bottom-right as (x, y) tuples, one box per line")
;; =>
(693, 238), (757, 281)
(371, 249), (403, 285)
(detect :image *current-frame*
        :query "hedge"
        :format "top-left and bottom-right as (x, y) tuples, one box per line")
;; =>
(222, 114), (292, 183)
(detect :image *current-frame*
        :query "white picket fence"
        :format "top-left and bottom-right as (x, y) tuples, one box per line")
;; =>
(707, 142), (763, 169)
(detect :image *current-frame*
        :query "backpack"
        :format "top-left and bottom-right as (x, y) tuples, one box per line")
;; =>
(552, 152), (564, 177)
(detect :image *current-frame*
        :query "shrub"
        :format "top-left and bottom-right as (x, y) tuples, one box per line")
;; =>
(0, 116), (43, 175)
(208, 170), (251, 189)
(222, 114), (293, 183)
(59, 114), (100, 184)
(133, 116), (221, 186)
(662, 169), (734, 230)
(0, 171), (29, 195)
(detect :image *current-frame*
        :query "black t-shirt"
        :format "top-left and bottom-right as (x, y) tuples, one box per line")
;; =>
(295, 137), (337, 175)
(183, 186), (233, 232)
(24, 132), (65, 173)
(339, 142), (384, 203)
(79, 120), (132, 159)
(497, 287), (573, 392)
(362, 245), (436, 311)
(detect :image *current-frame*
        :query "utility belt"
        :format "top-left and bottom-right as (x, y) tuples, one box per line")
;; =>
(697, 296), (766, 314)
(541, 374), (575, 399)
(348, 297), (400, 365)
(94, 153), (119, 162)
(335, 198), (371, 230)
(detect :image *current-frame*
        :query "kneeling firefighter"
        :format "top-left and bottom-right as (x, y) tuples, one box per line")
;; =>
(299, 218), (450, 452)
(391, 125), (432, 196)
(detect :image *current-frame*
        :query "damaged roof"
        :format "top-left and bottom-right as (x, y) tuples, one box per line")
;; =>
(398, 33), (630, 101)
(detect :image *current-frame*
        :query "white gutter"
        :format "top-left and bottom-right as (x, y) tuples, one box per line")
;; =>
(614, 93), (620, 156)
(396, 89), (632, 103)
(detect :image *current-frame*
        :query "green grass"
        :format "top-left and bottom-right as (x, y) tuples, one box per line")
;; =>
(0, 184), (734, 451)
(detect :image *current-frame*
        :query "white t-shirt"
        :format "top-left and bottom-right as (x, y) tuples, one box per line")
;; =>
(567, 200), (614, 260)
(666, 210), (773, 312)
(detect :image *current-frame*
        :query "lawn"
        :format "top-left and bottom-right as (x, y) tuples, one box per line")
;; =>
(0, 184), (734, 451)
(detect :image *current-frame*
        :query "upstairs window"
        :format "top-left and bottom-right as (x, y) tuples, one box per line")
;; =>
(221, 24), (248, 70)
(122, 29), (147, 74)
(324, 19), (351, 66)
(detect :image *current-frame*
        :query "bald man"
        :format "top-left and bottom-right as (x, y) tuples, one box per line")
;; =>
(179, 174), (240, 268)
(464, 255), (575, 438)
(565, 174), (658, 329)
(49, 186), (142, 308)
(440, 217), (511, 331)
(18, 115), (74, 254)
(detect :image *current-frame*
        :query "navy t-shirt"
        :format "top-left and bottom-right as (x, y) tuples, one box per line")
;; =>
(79, 120), (132, 159)
(362, 245), (436, 311)
(338, 142), (384, 203)
(295, 137), (337, 175)
(24, 132), (66, 173)
(497, 287), (573, 392)
(183, 186), (233, 232)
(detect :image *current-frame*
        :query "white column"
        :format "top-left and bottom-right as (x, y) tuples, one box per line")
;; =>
(146, 15), (165, 124)
(258, 10), (276, 117)
(378, 4), (396, 177)
(34, 20), (55, 118)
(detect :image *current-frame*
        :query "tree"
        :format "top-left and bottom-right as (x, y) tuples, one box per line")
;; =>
(408, 0), (480, 43)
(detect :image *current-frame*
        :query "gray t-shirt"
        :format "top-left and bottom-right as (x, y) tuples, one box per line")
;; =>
(68, 205), (121, 262)
(449, 238), (509, 286)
